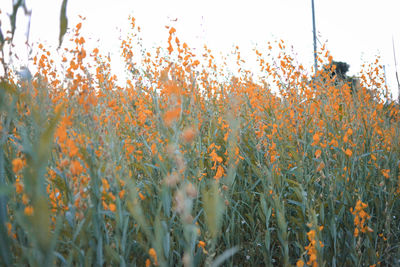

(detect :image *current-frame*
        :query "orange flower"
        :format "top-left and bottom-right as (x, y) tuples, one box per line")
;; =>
(109, 203), (116, 212)
(78, 37), (85, 45)
(67, 139), (79, 157)
(316, 161), (325, 172)
(344, 148), (352, 157)
(119, 189), (125, 199)
(210, 149), (223, 165)
(329, 138), (338, 148)
(149, 248), (158, 266)
(6, 222), (15, 239)
(311, 133), (320, 146)
(12, 158), (24, 174)
(182, 127), (196, 143)
(24, 206), (34, 216)
(198, 240), (206, 249)
(351, 200), (372, 237)
(76, 22), (82, 31)
(303, 225), (324, 266)
(169, 27), (176, 35)
(167, 44), (173, 54)
(214, 165), (225, 180)
(55, 124), (67, 144)
(346, 128), (353, 136)
(70, 160), (83, 176)
(163, 107), (181, 127)
(15, 180), (23, 194)
(296, 259), (304, 267)
(22, 194), (29, 205)
(315, 149), (322, 159)
(102, 178), (110, 191)
(198, 240), (207, 253)
(381, 169), (390, 179)
(151, 143), (157, 154)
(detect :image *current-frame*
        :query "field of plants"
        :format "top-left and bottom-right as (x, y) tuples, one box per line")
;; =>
(1, 17), (400, 266)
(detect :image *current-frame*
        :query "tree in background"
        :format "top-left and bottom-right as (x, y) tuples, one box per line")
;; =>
(323, 60), (361, 94)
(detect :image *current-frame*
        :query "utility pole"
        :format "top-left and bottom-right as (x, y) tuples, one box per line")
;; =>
(393, 37), (400, 103)
(311, 0), (318, 75)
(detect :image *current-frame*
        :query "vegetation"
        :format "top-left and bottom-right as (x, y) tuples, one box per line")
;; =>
(0, 15), (399, 266)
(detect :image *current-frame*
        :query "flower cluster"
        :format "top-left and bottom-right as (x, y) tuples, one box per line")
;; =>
(297, 224), (324, 267)
(350, 200), (373, 237)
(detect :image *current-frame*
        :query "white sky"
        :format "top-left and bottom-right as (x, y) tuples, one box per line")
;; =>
(1, 0), (399, 99)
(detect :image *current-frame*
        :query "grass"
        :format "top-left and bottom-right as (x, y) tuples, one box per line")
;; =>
(0, 17), (399, 266)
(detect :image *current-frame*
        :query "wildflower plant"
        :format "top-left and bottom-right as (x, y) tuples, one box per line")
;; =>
(0, 14), (399, 266)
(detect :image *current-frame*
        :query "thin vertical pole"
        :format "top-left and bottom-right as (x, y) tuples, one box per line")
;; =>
(393, 37), (400, 103)
(311, 0), (318, 75)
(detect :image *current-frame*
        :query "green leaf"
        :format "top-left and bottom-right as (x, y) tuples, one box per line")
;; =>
(203, 181), (224, 239)
(105, 245), (120, 263)
(59, 0), (69, 48)
(161, 186), (171, 216)
(211, 246), (239, 267)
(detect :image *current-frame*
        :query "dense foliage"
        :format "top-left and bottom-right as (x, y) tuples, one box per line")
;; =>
(1, 17), (399, 266)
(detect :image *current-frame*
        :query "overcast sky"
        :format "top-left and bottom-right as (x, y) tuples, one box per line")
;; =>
(1, 0), (399, 99)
